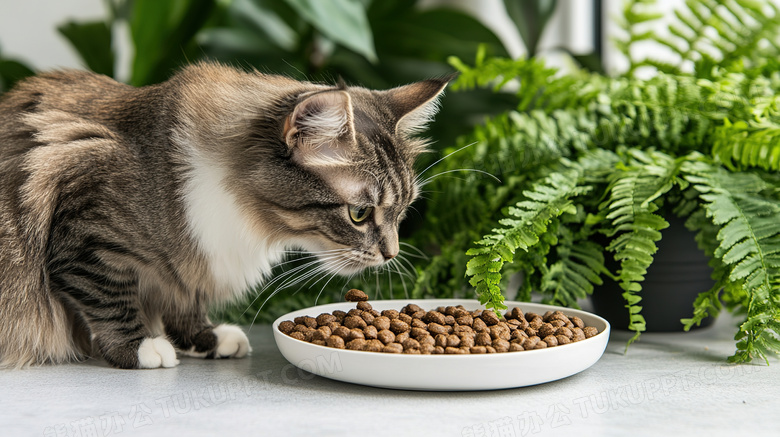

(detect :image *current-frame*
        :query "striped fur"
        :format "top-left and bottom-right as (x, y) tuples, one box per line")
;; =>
(0, 62), (450, 368)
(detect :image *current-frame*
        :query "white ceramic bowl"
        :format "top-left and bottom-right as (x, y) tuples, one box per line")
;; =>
(273, 299), (610, 391)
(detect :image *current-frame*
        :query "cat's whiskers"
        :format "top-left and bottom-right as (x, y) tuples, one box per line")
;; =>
(413, 141), (479, 185)
(418, 168), (500, 187)
(399, 241), (428, 260)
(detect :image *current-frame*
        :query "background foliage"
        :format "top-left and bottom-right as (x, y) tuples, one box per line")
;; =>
(5, 0), (778, 362)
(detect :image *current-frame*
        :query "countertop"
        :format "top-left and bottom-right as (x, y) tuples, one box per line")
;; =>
(2, 312), (777, 437)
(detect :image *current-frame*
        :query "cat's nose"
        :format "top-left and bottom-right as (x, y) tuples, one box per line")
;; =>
(382, 251), (397, 261)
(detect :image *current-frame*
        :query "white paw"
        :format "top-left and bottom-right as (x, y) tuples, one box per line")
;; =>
(137, 337), (180, 368)
(213, 324), (251, 358)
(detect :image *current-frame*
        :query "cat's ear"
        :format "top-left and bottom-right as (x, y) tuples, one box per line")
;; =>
(385, 73), (457, 137)
(284, 90), (356, 167)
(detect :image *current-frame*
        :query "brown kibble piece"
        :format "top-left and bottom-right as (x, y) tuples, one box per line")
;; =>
(572, 327), (587, 342)
(556, 327), (573, 338)
(364, 339), (384, 352)
(423, 311), (446, 325)
(332, 310), (347, 322)
(453, 324), (473, 334)
(316, 313), (336, 326)
(435, 334), (448, 348)
(485, 346), (497, 353)
(427, 322), (448, 336)
(524, 327), (538, 337)
(470, 346), (487, 354)
(346, 338), (367, 350)
(459, 334), (475, 348)
(356, 301), (373, 311)
(402, 338), (421, 350)
(347, 308), (363, 317)
(570, 316), (585, 329)
(373, 316), (391, 331)
(510, 329), (528, 342)
(529, 318), (543, 330)
(418, 335), (436, 347)
(395, 331), (410, 344)
(332, 326), (351, 339)
(311, 339), (326, 346)
(524, 312), (541, 322)
(402, 303), (423, 315)
(398, 313), (413, 324)
(278, 321), (295, 334)
(390, 319), (410, 334)
(543, 335), (558, 347)
(381, 309), (400, 319)
(326, 321), (341, 332)
(523, 336), (540, 349)
(475, 332), (492, 346)
(382, 343), (403, 354)
(534, 341), (548, 349)
(550, 319), (566, 328)
(505, 307), (523, 320)
(326, 336), (345, 349)
(556, 335), (571, 345)
(446, 334), (461, 348)
(538, 323), (556, 338)
(311, 328), (330, 341)
(583, 326), (599, 338)
(343, 315), (367, 329)
(377, 329), (395, 344)
(509, 343), (524, 352)
(411, 319), (427, 329)
(289, 331), (305, 341)
(472, 318), (488, 333)
(492, 339), (510, 352)
(363, 325), (378, 340)
(345, 289), (368, 302)
(443, 315), (456, 326)
(410, 327), (429, 339)
(420, 344), (436, 354)
(348, 329), (365, 341)
(361, 311), (375, 325)
(480, 310), (500, 326)
(455, 314), (473, 326)
(444, 346), (467, 354)
(433, 346), (445, 354)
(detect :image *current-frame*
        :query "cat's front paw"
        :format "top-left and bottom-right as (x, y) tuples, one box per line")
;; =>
(213, 324), (251, 358)
(137, 337), (180, 368)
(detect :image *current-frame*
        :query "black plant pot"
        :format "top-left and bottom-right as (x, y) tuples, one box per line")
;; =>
(590, 216), (716, 332)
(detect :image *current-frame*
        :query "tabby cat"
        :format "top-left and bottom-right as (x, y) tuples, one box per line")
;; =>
(0, 62), (451, 369)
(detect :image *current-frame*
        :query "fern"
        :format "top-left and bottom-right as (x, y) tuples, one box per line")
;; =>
(683, 158), (780, 363)
(618, 0), (780, 78)
(599, 149), (689, 344)
(466, 166), (591, 311)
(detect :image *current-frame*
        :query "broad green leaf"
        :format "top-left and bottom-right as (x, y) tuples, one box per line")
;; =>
(284, 0), (376, 62)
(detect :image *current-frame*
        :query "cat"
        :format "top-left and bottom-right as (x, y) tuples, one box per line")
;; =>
(0, 62), (451, 369)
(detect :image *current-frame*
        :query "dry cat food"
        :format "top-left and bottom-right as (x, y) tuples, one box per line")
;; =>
(278, 289), (601, 354)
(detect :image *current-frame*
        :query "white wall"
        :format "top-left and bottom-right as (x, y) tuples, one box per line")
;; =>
(0, 0), (107, 70)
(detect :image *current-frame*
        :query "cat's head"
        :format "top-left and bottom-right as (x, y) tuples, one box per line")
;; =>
(175, 65), (452, 280)
(259, 76), (451, 275)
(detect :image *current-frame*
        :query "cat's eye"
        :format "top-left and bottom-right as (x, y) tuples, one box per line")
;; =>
(348, 205), (374, 224)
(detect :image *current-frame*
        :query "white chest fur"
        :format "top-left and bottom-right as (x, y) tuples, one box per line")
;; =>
(180, 152), (282, 300)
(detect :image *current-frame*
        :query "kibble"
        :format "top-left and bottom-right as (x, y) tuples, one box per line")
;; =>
(345, 289), (368, 302)
(280, 291), (601, 354)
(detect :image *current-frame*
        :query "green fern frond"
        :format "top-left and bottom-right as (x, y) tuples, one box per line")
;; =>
(712, 119), (780, 171)
(601, 149), (688, 345)
(619, 0), (780, 78)
(683, 159), (780, 363)
(466, 167), (590, 311)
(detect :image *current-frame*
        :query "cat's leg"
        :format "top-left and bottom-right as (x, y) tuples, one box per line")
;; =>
(163, 305), (251, 359)
(49, 271), (179, 369)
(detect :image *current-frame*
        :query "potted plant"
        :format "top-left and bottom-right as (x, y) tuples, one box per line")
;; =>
(413, 0), (780, 364)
